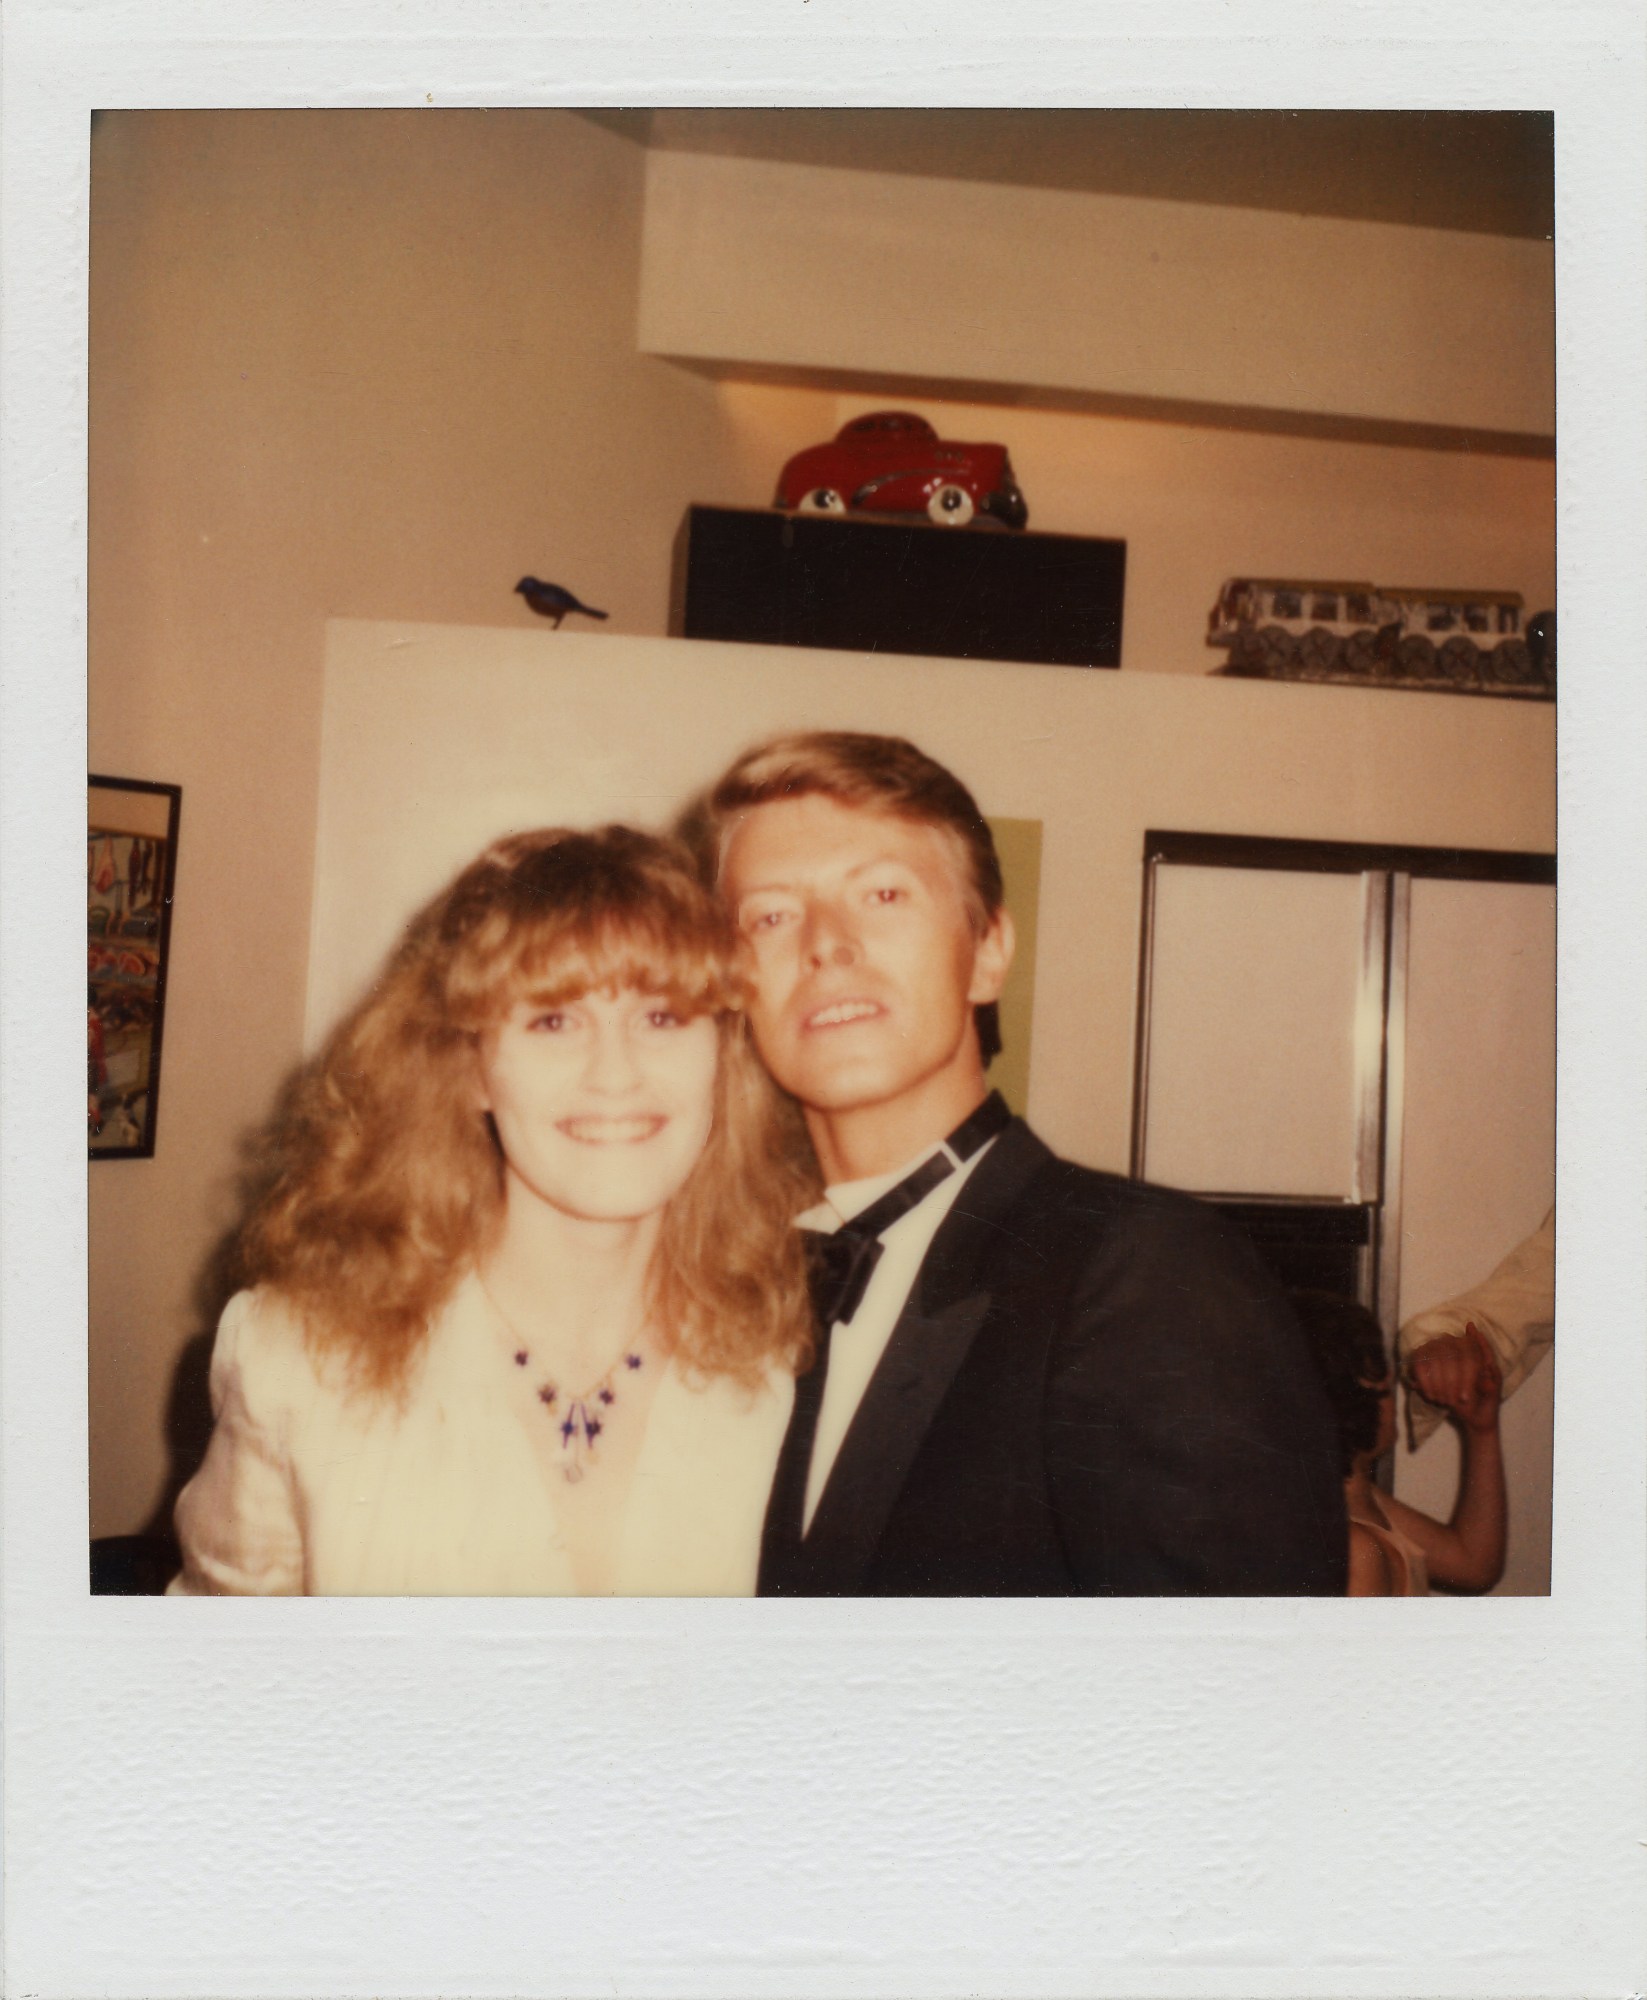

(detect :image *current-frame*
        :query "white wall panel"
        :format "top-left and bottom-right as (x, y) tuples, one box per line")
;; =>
(1141, 865), (1365, 1196)
(307, 622), (1555, 1198)
(1391, 877), (1557, 1594)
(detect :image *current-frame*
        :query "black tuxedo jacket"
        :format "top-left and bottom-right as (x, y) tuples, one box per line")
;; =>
(760, 1119), (1348, 1596)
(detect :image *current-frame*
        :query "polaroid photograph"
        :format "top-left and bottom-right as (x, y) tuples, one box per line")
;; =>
(3, 5), (1643, 1996)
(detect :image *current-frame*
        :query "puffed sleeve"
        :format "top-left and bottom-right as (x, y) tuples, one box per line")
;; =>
(1397, 1207), (1555, 1445)
(168, 1290), (308, 1595)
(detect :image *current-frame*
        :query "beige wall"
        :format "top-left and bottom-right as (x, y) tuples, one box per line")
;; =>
(86, 109), (830, 1535)
(306, 625), (1555, 1588)
(1393, 881), (1556, 1592)
(820, 388), (1556, 675)
(309, 622), (1554, 1169)
(640, 149), (1556, 440)
(88, 110), (1556, 1539)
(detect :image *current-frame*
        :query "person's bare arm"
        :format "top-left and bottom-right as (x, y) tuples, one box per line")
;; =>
(1387, 1323), (1507, 1592)
(1347, 1521), (1396, 1596)
(1398, 1209), (1555, 1444)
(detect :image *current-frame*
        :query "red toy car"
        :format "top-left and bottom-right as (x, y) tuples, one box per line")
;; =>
(775, 411), (1029, 529)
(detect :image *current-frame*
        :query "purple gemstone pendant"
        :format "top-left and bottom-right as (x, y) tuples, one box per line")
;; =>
(495, 1327), (645, 1484)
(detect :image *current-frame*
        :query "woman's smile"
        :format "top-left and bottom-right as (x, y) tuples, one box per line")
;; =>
(478, 988), (719, 1225)
(556, 1113), (670, 1144)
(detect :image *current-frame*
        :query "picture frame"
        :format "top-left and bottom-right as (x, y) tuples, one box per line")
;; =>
(87, 775), (180, 1159)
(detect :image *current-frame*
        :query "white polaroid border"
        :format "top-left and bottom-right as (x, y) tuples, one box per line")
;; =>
(3, 5), (1643, 1996)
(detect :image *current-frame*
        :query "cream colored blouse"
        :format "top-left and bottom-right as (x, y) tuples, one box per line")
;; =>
(169, 1274), (793, 1596)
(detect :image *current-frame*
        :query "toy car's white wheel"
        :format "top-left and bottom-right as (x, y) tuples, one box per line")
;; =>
(927, 483), (976, 526)
(800, 487), (846, 514)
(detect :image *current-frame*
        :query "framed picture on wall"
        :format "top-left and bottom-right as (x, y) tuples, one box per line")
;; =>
(88, 775), (181, 1159)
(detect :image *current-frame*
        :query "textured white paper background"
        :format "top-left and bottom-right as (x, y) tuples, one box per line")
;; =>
(4, 5), (1644, 1996)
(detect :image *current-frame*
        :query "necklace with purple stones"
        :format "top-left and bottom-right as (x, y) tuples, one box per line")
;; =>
(482, 1286), (645, 1484)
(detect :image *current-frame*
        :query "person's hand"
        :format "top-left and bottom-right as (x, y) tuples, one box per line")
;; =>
(1407, 1322), (1502, 1434)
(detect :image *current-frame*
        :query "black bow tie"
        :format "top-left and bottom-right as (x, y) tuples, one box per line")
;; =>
(801, 1092), (1012, 1329)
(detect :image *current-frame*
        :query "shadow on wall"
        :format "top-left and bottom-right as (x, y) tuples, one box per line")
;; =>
(93, 1065), (308, 1593)
(149, 1219), (246, 1531)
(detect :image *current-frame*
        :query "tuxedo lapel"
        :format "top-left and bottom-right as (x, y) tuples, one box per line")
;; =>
(768, 1121), (1053, 1595)
(786, 1289), (992, 1592)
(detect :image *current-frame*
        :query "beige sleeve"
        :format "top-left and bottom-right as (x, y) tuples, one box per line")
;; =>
(167, 1290), (309, 1596)
(1398, 1208), (1555, 1444)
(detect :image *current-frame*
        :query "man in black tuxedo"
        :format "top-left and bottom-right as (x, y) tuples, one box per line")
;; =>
(708, 730), (1347, 1596)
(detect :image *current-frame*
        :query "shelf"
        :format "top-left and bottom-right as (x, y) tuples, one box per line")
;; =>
(673, 505), (1126, 671)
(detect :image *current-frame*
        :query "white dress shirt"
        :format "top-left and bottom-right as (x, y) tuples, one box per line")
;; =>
(796, 1135), (996, 1532)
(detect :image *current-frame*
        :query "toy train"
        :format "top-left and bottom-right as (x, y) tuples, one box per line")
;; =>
(1207, 579), (1555, 694)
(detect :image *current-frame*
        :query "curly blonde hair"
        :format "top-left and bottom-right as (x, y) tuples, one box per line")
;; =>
(239, 825), (816, 1396)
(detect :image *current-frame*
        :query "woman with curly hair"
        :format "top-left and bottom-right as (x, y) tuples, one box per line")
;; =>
(170, 826), (815, 1595)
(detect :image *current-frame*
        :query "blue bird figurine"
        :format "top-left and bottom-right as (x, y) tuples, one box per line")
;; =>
(514, 576), (610, 628)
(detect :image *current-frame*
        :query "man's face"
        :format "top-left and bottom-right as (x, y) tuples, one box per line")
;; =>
(720, 793), (1012, 1137)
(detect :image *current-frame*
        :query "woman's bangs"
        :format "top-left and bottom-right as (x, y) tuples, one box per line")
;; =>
(491, 907), (741, 1019)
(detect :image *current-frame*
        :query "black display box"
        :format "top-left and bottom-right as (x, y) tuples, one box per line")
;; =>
(673, 506), (1125, 669)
